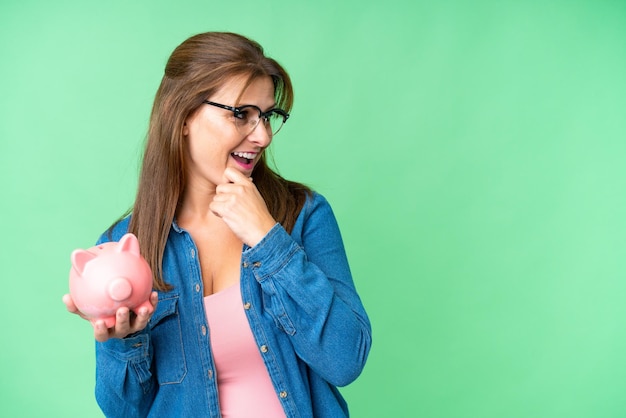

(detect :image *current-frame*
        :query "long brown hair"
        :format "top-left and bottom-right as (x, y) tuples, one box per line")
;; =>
(117, 32), (310, 291)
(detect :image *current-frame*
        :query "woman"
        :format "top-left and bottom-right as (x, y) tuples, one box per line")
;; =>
(64, 32), (371, 417)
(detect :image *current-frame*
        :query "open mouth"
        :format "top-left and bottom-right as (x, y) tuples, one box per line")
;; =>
(231, 151), (255, 166)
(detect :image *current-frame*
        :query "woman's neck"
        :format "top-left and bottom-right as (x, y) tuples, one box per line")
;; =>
(177, 181), (218, 225)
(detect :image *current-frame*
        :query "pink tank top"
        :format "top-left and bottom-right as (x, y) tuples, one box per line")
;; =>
(204, 284), (286, 418)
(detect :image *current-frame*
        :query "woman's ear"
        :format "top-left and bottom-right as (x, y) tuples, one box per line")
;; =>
(182, 121), (188, 136)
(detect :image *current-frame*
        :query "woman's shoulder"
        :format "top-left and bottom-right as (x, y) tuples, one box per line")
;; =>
(310, 190), (337, 209)
(301, 190), (330, 212)
(295, 190), (339, 228)
(96, 216), (131, 245)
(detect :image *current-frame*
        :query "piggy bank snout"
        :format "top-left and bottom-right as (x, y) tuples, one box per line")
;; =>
(108, 277), (133, 302)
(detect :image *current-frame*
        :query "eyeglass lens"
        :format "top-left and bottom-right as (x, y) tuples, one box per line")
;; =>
(234, 108), (285, 136)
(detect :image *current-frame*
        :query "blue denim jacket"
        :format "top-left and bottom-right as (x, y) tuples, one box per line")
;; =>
(94, 192), (372, 417)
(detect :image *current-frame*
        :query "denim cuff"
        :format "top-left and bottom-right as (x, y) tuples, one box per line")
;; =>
(98, 331), (150, 362)
(242, 223), (300, 282)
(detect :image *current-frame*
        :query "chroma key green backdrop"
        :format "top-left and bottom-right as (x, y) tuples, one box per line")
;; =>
(1, 1), (625, 417)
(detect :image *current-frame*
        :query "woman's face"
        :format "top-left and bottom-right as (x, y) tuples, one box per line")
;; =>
(183, 75), (275, 191)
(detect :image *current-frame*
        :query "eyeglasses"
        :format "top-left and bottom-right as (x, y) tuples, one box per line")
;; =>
(203, 100), (290, 137)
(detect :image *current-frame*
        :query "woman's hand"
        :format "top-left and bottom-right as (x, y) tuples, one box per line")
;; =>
(62, 292), (159, 342)
(210, 167), (276, 247)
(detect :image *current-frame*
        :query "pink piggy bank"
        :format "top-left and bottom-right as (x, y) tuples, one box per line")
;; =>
(69, 233), (153, 328)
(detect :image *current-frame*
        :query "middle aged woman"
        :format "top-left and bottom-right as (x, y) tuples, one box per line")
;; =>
(64, 31), (372, 418)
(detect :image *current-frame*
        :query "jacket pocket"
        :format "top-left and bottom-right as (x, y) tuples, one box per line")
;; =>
(150, 295), (187, 385)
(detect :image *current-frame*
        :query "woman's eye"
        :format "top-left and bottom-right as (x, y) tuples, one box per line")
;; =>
(234, 110), (248, 120)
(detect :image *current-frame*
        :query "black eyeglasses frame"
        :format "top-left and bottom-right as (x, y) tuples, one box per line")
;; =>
(202, 100), (290, 135)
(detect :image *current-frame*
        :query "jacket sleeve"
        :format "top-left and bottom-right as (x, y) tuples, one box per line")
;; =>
(242, 194), (372, 387)
(93, 223), (157, 418)
(94, 329), (156, 417)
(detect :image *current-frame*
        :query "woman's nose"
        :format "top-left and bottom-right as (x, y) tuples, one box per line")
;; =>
(247, 120), (272, 147)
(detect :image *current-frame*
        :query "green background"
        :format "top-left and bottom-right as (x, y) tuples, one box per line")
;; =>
(1, 0), (625, 417)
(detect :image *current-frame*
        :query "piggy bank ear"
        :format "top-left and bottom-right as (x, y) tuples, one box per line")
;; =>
(71, 249), (97, 275)
(117, 233), (141, 257)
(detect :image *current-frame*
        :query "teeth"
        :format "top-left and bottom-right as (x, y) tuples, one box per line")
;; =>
(232, 152), (255, 160)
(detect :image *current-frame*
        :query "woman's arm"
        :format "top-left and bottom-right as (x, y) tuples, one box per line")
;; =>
(91, 224), (158, 417)
(95, 331), (157, 418)
(243, 195), (372, 386)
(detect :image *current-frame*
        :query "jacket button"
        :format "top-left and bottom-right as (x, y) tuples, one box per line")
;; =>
(201, 326), (207, 336)
(195, 284), (200, 292)
(242, 262), (249, 268)
(243, 302), (251, 310)
(260, 345), (268, 353)
(279, 391), (287, 398)
(253, 261), (262, 267)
